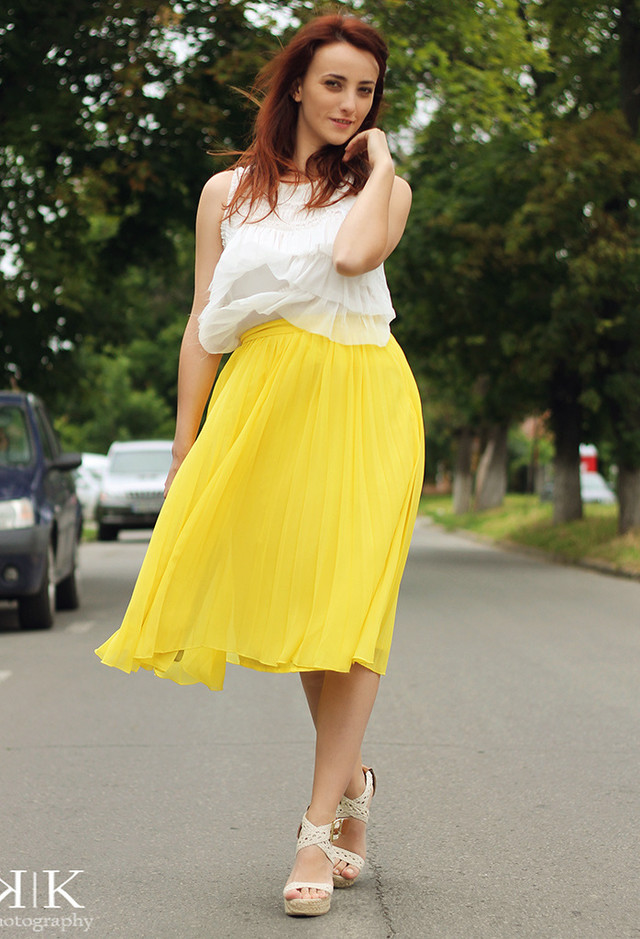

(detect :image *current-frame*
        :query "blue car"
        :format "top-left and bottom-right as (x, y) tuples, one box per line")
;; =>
(0, 391), (82, 629)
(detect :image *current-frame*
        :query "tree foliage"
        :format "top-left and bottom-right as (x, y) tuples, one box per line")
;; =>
(0, 0), (276, 403)
(377, 0), (640, 528)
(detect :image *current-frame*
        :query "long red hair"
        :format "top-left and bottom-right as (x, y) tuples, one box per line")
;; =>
(226, 14), (388, 219)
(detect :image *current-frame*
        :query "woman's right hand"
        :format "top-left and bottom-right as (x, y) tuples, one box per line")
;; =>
(164, 452), (186, 498)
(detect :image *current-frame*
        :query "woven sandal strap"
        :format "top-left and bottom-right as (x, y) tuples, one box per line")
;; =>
(332, 846), (364, 871)
(285, 881), (334, 895)
(335, 767), (375, 823)
(296, 814), (340, 864)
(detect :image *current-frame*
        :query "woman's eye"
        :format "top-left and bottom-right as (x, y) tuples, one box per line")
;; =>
(325, 80), (340, 89)
(358, 87), (374, 96)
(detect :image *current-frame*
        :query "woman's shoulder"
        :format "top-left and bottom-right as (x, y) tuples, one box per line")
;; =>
(200, 169), (236, 206)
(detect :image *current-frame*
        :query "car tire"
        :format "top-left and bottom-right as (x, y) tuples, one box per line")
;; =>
(56, 539), (80, 611)
(98, 523), (119, 541)
(56, 570), (80, 610)
(18, 544), (55, 630)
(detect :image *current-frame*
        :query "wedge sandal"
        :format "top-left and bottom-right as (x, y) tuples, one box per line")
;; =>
(283, 813), (339, 916)
(332, 766), (376, 888)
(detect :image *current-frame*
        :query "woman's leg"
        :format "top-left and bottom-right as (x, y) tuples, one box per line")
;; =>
(285, 664), (380, 900)
(301, 671), (368, 797)
(300, 671), (373, 883)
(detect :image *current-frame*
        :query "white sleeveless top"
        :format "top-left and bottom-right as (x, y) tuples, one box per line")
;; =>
(197, 167), (396, 353)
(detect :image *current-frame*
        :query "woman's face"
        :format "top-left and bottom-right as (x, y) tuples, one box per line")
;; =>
(292, 41), (379, 153)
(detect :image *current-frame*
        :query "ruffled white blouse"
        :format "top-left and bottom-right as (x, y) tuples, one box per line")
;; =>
(197, 167), (395, 352)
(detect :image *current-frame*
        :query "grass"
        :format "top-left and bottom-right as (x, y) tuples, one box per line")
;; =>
(82, 522), (97, 543)
(419, 493), (640, 577)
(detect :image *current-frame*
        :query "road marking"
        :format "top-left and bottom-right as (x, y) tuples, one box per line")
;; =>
(65, 621), (96, 634)
(0, 670), (12, 684)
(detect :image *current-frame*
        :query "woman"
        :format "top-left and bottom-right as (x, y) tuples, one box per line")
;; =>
(95, 13), (424, 918)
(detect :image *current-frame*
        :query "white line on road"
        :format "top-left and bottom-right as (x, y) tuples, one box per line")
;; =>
(0, 670), (12, 684)
(65, 621), (97, 634)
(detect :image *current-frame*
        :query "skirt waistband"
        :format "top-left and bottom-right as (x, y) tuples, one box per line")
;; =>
(239, 319), (305, 345)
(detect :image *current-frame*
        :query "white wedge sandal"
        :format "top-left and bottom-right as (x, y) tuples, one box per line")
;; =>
(283, 813), (340, 917)
(332, 766), (376, 888)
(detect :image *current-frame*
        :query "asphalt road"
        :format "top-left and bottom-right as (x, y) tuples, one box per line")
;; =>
(1, 520), (639, 939)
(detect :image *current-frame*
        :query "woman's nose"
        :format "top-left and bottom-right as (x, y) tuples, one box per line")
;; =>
(339, 91), (357, 114)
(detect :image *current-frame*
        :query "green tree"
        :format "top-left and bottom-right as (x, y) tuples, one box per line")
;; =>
(373, 0), (640, 530)
(511, 1), (640, 531)
(1, 0), (275, 405)
(54, 346), (175, 453)
(504, 111), (640, 527)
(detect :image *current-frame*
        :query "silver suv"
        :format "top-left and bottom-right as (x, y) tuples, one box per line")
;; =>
(96, 440), (173, 541)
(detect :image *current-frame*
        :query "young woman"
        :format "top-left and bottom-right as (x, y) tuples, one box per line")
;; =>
(95, 13), (424, 918)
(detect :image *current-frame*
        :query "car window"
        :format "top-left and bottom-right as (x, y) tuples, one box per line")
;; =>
(109, 449), (172, 475)
(33, 405), (61, 461)
(0, 406), (35, 466)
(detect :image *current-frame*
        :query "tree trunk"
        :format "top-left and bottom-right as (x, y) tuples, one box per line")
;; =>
(452, 427), (474, 514)
(618, 465), (640, 534)
(474, 424), (509, 511)
(619, 0), (640, 137)
(615, 5), (640, 530)
(550, 378), (583, 524)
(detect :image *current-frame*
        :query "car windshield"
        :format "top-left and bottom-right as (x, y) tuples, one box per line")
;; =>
(0, 406), (34, 466)
(109, 449), (172, 475)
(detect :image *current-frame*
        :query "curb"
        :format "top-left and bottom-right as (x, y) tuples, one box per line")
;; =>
(416, 515), (640, 583)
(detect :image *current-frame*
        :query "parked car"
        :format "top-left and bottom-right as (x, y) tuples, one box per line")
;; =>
(580, 471), (616, 505)
(96, 440), (173, 541)
(0, 391), (82, 629)
(540, 470), (616, 505)
(74, 453), (108, 521)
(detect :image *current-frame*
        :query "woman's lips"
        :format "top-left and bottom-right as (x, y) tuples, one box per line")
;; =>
(330, 118), (353, 128)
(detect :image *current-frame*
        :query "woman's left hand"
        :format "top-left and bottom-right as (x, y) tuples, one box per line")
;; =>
(342, 128), (393, 171)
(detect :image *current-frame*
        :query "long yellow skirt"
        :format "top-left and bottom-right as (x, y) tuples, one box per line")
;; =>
(95, 320), (424, 691)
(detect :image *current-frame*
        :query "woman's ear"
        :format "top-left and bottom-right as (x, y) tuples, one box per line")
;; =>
(291, 81), (301, 102)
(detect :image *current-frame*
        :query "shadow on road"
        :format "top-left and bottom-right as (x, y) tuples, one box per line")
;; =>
(0, 601), (20, 633)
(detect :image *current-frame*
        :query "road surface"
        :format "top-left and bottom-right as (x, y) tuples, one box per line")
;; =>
(1, 520), (638, 938)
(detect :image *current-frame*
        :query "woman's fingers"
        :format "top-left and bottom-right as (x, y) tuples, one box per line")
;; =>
(343, 128), (391, 167)
(163, 457), (183, 498)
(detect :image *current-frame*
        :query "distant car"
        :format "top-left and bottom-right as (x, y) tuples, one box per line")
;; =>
(0, 391), (82, 629)
(540, 471), (616, 505)
(74, 453), (108, 521)
(96, 440), (173, 541)
(580, 471), (616, 505)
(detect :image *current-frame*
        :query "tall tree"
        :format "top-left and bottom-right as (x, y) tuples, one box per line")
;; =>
(516, 0), (640, 530)
(0, 0), (275, 403)
(368, 0), (640, 529)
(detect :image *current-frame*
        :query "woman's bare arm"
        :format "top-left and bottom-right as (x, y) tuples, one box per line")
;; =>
(164, 170), (234, 494)
(332, 129), (412, 277)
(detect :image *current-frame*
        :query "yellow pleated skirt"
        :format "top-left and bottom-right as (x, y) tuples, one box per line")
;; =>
(94, 319), (424, 691)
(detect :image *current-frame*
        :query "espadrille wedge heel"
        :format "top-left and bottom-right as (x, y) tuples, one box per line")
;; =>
(283, 813), (340, 917)
(332, 766), (376, 888)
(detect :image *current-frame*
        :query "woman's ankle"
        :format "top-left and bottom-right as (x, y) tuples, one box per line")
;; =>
(343, 766), (366, 800)
(305, 806), (338, 828)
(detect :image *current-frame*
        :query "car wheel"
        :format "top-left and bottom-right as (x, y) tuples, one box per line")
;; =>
(98, 523), (119, 541)
(56, 569), (80, 610)
(56, 542), (80, 611)
(18, 544), (55, 630)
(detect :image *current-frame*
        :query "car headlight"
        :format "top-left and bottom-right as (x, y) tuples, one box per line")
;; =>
(0, 497), (36, 530)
